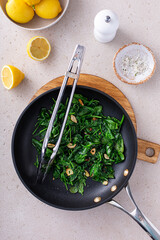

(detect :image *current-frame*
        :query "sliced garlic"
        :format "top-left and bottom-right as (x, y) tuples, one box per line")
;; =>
(71, 115), (77, 123)
(66, 168), (73, 176)
(90, 148), (96, 155)
(84, 170), (90, 177)
(104, 153), (109, 159)
(67, 143), (77, 149)
(47, 143), (55, 148)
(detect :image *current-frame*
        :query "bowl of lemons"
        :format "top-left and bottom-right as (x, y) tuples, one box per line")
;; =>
(0, 0), (69, 30)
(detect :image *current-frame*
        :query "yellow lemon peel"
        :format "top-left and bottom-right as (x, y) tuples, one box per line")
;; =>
(35, 0), (62, 19)
(6, 0), (34, 24)
(24, 0), (41, 6)
(27, 36), (51, 61)
(1, 65), (25, 90)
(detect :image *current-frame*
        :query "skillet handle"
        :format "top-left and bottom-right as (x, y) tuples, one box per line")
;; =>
(108, 183), (160, 240)
(137, 138), (160, 164)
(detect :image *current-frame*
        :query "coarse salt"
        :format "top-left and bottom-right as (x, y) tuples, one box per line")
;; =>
(121, 50), (149, 80)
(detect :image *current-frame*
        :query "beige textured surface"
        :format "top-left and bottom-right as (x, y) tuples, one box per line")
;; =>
(0, 1), (160, 240)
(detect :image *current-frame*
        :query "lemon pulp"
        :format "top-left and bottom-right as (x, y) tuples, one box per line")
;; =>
(27, 36), (51, 61)
(1, 65), (25, 90)
(1, 67), (13, 89)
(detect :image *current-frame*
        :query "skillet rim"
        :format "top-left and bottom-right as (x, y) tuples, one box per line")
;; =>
(11, 85), (138, 210)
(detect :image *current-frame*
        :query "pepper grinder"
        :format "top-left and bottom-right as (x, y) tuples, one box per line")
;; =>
(94, 9), (119, 43)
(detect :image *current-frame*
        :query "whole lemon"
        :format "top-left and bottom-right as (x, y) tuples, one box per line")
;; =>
(35, 0), (62, 19)
(6, 0), (34, 24)
(24, 0), (41, 6)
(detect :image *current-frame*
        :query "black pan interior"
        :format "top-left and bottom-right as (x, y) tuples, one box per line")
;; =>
(12, 86), (137, 210)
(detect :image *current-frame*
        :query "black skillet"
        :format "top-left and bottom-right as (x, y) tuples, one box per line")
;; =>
(11, 86), (160, 239)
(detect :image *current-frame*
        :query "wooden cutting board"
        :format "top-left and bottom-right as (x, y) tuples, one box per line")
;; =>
(30, 74), (160, 164)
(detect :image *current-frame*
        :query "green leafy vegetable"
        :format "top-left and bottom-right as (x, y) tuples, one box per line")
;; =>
(32, 94), (125, 194)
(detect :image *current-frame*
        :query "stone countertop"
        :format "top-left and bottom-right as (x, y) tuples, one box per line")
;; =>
(0, 0), (160, 240)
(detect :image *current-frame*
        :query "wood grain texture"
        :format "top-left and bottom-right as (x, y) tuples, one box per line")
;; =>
(138, 139), (160, 164)
(30, 74), (159, 163)
(30, 74), (137, 129)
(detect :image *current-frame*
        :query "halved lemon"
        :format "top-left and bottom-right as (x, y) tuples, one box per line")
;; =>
(27, 36), (51, 61)
(1, 65), (25, 90)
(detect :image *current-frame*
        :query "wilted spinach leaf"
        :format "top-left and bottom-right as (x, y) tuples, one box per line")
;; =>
(32, 94), (125, 194)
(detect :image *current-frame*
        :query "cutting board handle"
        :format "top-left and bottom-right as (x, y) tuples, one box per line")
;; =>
(137, 138), (160, 163)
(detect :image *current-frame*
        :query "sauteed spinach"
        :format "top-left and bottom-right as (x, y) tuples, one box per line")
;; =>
(32, 94), (125, 194)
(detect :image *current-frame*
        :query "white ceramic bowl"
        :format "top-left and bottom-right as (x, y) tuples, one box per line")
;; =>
(113, 43), (156, 85)
(0, 0), (69, 30)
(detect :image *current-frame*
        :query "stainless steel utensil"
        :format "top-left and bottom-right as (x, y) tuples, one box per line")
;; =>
(36, 44), (85, 182)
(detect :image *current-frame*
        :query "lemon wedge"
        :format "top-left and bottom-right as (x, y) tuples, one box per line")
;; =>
(1, 65), (25, 90)
(27, 36), (51, 61)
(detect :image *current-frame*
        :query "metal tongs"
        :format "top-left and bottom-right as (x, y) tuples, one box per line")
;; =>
(37, 45), (85, 183)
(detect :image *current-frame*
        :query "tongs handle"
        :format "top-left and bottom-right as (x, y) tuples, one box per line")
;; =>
(37, 45), (85, 182)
